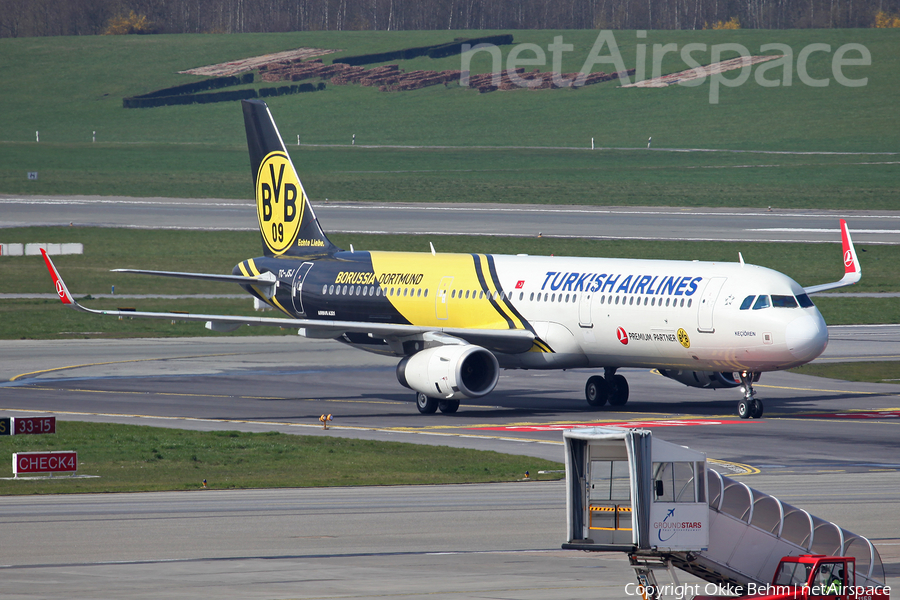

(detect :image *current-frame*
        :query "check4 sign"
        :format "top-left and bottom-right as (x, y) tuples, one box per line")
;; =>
(13, 451), (77, 475)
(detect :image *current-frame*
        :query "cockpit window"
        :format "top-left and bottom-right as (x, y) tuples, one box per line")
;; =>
(796, 293), (815, 308)
(771, 295), (799, 308)
(740, 295), (755, 310)
(752, 295), (771, 310)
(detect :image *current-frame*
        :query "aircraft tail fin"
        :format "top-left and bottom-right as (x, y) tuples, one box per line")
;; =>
(241, 99), (339, 257)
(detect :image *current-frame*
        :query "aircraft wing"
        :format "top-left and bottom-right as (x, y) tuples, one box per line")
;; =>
(804, 219), (862, 294)
(41, 250), (535, 354)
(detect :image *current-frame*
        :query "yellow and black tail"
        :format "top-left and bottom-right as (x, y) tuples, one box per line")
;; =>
(241, 99), (338, 258)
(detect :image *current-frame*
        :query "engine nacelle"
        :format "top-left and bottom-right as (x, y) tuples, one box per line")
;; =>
(396, 345), (499, 401)
(658, 369), (747, 389)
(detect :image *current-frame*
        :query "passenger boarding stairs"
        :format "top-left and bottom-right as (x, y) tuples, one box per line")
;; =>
(562, 428), (886, 592)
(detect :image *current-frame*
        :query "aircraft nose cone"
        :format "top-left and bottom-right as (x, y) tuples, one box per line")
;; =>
(786, 313), (829, 362)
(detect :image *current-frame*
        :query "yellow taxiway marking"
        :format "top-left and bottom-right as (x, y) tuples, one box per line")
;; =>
(708, 459), (760, 476)
(9, 353), (245, 382)
(15, 387), (407, 405)
(757, 383), (899, 396)
(20, 386), (284, 401)
(387, 412), (733, 432)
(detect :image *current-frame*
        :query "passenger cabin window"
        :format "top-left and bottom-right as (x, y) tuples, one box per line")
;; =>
(771, 295), (799, 308)
(740, 295), (755, 310)
(752, 295), (771, 310)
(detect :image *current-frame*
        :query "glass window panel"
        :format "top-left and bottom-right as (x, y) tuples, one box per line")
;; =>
(772, 294), (799, 308)
(753, 295), (771, 310)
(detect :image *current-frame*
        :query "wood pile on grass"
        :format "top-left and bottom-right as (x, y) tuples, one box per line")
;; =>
(466, 68), (636, 93)
(255, 58), (634, 94)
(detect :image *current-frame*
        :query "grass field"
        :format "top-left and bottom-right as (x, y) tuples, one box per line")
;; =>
(790, 361), (900, 384)
(0, 422), (563, 495)
(0, 29), (897, 206)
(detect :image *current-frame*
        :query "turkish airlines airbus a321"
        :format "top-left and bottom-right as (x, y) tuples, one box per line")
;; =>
(41, 99), (862, 419)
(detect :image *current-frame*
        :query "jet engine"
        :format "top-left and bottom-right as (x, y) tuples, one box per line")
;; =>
(658, 369), (745, 389)
(396, 345), (499, 401)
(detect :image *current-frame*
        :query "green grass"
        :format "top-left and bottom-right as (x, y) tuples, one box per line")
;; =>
(1, 29), (898, 206)
(0, 422), (563, 495)
(0, 298), (297, 339)
(790, 361), (900, 384)
(2, 143), (896, 208)
(3, 227), (896, 339)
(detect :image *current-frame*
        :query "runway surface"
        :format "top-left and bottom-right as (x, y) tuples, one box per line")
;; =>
(2, 195), (899, 244)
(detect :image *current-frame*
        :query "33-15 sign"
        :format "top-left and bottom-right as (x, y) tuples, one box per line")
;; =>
(0, 417), (56, 435)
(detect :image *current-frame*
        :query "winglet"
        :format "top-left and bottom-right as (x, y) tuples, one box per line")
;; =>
(840, 218), (861, 280)
(40, 248), (75, 305)
(804, 219), (862, 294)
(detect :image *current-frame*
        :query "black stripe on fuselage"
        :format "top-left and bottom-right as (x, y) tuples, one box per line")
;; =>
(485, 254), (534, 334)
(471, 253), (516, 330)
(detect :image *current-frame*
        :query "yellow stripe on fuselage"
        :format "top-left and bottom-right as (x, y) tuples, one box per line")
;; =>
(476, 254), (526, 331)
(238, 259), (291, 316)
(369, 251), (524, 331)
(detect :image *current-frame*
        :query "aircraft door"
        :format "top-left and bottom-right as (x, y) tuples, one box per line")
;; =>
(436, 276), (453, 320)
(291, 262), (314, 314)
(697, 277), (727, 333)
(578, 291), (594, 328)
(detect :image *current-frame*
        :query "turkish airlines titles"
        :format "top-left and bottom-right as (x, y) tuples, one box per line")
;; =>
(540, 272), (703, 296)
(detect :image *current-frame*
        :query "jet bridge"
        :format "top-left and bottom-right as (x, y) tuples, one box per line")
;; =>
(561, 427), (886, 594)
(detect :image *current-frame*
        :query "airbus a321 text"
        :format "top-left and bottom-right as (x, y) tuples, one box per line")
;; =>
(41, 99), (862, 419)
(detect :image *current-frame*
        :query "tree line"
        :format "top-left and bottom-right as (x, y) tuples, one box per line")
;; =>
(1, 0), (898, 38)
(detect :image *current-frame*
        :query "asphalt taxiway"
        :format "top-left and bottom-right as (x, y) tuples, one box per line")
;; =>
(0, 473), (896, 600)
(1, 332), (898, 599)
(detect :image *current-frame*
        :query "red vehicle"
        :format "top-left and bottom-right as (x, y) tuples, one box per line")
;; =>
(695, 555), (890, 600)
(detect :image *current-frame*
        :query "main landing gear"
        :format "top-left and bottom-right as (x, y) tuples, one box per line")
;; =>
(585, 368), (629, 409)
(415, 393), (459, 414)
(737, 371), (763, 419)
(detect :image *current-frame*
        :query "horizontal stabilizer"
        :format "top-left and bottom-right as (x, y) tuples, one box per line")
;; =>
(112, 269), (277, 296)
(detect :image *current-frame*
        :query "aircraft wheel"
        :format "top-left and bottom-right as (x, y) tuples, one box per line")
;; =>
(749, 399), (764, 419)
(585, 376), (609, 408)
(438, 400), (460, 414)
(416, 392), (438, 414)
(608, 374), (629, 406)
(738, 399), (751, 419)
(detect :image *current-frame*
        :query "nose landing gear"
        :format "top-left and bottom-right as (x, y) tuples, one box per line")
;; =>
(737, 371), (763, 419)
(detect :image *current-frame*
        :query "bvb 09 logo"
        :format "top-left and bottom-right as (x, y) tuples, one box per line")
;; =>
(677, 328), (691, 349)
(256, 151), (304, 255)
